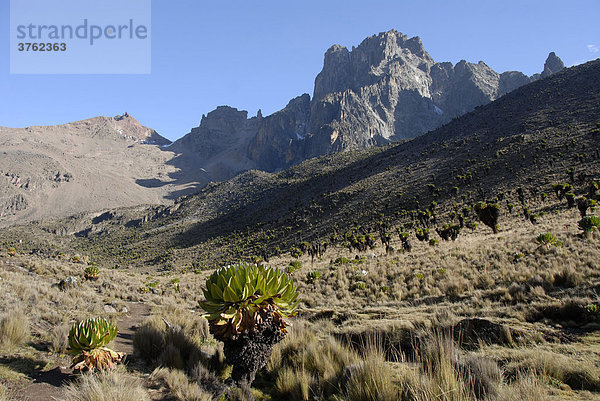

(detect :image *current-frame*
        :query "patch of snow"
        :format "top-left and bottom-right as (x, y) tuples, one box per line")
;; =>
(296, 133), (305, 140)
(434, 105), (444, 115)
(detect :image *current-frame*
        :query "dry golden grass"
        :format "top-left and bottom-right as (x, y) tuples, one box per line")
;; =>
(149, 367), (213, 401)
(0, 202), (598, 400)
(63, 367), (150, 401)
(133, 306), (213, 371)
(0, 311), (29, 351)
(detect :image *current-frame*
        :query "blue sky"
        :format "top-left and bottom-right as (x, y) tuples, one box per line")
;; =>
(1, 0), (599, 141)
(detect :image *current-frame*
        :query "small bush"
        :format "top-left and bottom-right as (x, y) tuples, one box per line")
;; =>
(579, 216), (600, 237)
(84, 265), (100, 280)
(334, 257), (352, 265)
(474, 202), (500, 233)
(307, 270), (322, 282)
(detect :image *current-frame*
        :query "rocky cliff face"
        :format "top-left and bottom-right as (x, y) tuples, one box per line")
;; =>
(171, 30), (564, 178)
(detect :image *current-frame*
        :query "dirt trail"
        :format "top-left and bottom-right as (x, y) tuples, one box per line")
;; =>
(112, 302), (152, 355)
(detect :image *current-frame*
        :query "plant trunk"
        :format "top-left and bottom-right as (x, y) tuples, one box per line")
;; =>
(220, 315), (285, 386)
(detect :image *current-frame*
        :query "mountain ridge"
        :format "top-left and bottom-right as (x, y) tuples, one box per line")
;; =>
(169, 30), (565, 184)
(5, 58), (597, 269)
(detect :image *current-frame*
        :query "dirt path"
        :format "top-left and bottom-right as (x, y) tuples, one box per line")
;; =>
(10, 302), (151, 401)
(112, 302), (152, 355)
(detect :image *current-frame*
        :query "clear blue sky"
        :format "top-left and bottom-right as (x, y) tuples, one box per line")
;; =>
(1, 0), (598, 141)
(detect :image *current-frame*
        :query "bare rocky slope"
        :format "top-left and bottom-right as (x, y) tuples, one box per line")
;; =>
(169, 30), (565, 183)
(0, 114), (189, 227)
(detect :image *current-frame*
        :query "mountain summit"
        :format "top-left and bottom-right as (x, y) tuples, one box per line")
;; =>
(170, 30), (564, 182)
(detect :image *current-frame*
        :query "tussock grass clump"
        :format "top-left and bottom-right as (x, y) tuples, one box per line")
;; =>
(502, 348), (600, 391)
(275, 366), (317, 401)
(0, 383), (11, 401)
(526, 298), (599, 328)
(342, 348), (401, 401)
(0, 311), (29, 350)
(551, 266), (583, 288)
(133, 307), (211, 370)
(149, 367), (214, 401)
(415, 335), (501, 401)
(267, 322), (361, 399)
(49, 323), (70, 354)
(63, 368), (150, 401)
(497, 373), (548, 401)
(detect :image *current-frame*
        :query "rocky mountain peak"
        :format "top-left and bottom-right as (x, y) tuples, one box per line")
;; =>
(199, 106), (248, 128)
(114, 112), (130, 121)
(170, 30), (568, 187)
(314, 30), (433, 102)
(541, 52), (565, 78)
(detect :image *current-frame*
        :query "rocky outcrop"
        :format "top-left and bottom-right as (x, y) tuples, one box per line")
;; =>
(541, 52), (565, 78)
(172, 30), (565, 180)
(248, 94), (311, 171)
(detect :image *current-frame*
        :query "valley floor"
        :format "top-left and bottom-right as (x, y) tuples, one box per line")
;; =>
(0, 205), (599, 400)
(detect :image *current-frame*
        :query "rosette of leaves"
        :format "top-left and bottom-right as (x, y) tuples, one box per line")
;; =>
(68, 317), (124, 372)
(579, 216), (600, 238)
(84, 265), (99, 281)
(535, 233), (563, 248)
(199, 263), (299, 385)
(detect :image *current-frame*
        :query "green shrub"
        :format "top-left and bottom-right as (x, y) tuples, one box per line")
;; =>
(307, 270), (322, 282)
(579, 216), (600, 237)
(290, 246), (303, 259)
(565, 192), (575, 208)
(84, 265), (100, 281)
(415, 228), (429, 242)
(334, 257), (352, 265)
(466, 222), (478, 230)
